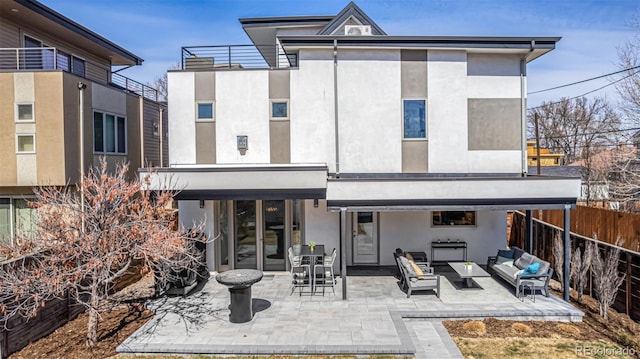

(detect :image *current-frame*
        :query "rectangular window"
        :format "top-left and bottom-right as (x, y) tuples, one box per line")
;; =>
(0, 198), (11, 246)
(13, 198), (37, 240)
(271, 101), (288, 119)
(71, 56), (86, 77)
(16, 104), (34, 122)
(56, 50), (70, 72)
(197, 103), (214, 121)
(432, 211), (476, 226)
(403, 99), (426, 139)
(16, 134), (35, 153)
(93, 111), (126, 154)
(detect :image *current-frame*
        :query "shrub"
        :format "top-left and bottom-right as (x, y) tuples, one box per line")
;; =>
(463, 321), (486, 335)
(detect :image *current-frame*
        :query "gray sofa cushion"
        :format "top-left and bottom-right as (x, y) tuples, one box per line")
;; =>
(512, 246), (526, 261)
(515, 252), (536, 270)
(537, 260), (550, 276)
(492, 264), (520, 285)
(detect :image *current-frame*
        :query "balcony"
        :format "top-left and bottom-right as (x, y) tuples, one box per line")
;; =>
(0, 47), (161, 102)
(181, 44), (297, 70)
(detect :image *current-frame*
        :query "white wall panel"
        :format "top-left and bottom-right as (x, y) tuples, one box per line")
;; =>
(427, 51), (469, 172)
(468, 150), (521, 172)
(467, 76), (523, 99)
(215, 71), (270, 163)
(290, 49), (336, 172)
(337, 49), (402, 173)
(168, 72), (196, 165)
(178, 200), (216, 271)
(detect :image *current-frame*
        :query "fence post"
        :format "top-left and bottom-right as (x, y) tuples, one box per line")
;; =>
(626, 252), (632, 316)
(525, 210), (532, 253)
(563, 204), (571, 302)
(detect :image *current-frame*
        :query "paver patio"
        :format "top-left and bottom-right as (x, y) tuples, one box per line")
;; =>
(118, 269), (583, 358)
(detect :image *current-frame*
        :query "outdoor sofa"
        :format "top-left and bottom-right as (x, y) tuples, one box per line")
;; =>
(487, 246), (553, 297)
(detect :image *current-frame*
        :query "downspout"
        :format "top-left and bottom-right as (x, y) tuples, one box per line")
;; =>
(333, 39), (340, 177)
(139, 96), (145, 167)
(520, 40), (535, 176)
(159, 106), (164, 167)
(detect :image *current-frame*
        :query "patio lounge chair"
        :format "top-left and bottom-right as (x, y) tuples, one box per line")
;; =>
(397, 255), (440, 298)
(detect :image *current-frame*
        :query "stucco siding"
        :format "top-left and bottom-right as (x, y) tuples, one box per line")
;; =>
(290, 49), (336, 172)
(468, 98), (522, 151)
(0, 73), (17, 185)
(34, 72), (65, 185)
(168, 72), (196, 165)
(427, 50), (469, 172)
(337, 49), (402, 173)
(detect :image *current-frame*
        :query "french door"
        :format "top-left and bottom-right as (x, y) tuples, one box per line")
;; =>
(352, 211), (379, 264)
(232, 200), (287, 271)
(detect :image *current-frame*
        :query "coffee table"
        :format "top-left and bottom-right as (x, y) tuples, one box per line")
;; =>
(448, 262), (490, 289)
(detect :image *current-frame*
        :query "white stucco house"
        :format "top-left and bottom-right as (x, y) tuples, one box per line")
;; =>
(142, 2), (581, 299)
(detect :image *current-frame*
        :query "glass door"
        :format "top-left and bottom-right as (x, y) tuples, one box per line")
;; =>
(352, 211), (379, 264)
(234, 200), (258, 269)
(262, 200), (286, 271)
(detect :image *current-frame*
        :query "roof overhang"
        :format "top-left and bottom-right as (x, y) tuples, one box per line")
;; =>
(279, 36), (559, 62)
(326, 175), (580, 211)
(140, 164), (328, 200)
(1, 0), (143, 66)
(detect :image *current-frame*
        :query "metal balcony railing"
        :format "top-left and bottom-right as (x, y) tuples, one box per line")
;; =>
(181, 44), (297, 70)
(0, 47), (161, 102)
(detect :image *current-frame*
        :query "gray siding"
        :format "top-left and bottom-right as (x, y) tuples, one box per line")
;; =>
(142, 99), (168, 167)
(468, 98), (521, 150)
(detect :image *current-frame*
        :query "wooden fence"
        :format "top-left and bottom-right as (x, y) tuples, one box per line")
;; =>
(534, 206), (640, 253)
(511, 211), (640, 322)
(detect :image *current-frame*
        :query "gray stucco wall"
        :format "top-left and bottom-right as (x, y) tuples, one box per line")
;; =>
(468, 98), (521, 150)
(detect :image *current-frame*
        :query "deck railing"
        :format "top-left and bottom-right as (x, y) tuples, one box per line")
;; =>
(181, 44), (297, 70)
(0, 47), (160, 102)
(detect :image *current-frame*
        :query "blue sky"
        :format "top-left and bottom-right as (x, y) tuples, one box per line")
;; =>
(41, 0), (638, 107)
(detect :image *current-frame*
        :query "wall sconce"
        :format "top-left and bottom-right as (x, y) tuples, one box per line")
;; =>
(199, 200), (205, 208)
(237, 135), (248, 155)
(313, 199), (319, 208)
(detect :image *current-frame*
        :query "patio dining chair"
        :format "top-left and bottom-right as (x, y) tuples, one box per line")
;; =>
(289, 249), (311, 295)
(313, 248), (337, 295)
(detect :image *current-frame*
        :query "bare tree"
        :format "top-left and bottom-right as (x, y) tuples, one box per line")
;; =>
(589, 237), (625, 320)
(552, 231), (565, 291)
(147, 62), (181, 102)
(571, 243), (595, 304)
(0, 159), (205, 347)
(528, 97), (621, 165)
(616, 10), (640, 127)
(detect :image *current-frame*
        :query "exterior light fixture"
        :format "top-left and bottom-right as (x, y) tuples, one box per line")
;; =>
(199, 200), (205, 208)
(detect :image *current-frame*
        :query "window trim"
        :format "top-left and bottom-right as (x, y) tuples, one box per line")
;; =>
(402, 98), (427, 141)
(431, 211), (477, 227)
(16, 134), (36, 154)
(92, 110), (128, 155)
(270, 99), (289, 121)
(15, 103), (35, 123)
(196, 101), (215, 122)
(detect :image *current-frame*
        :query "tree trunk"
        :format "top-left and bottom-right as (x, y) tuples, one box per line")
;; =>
(86, 282), (99, 347)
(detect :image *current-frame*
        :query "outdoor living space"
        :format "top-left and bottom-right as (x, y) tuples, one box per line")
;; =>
(118, 269), (583, 357)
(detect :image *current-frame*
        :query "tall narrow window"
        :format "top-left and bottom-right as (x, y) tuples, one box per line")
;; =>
(0, 198), (11, 246)
(105, 114), (116, 152)
(116, 116), (126, 154)
(71, 56), (86, 77)
(94, 112), (104, 152)
(403, 99), (426, 139)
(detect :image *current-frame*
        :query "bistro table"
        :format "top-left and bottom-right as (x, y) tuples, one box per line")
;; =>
(215, 269), (263, 323)
(299, 244), (325, 293)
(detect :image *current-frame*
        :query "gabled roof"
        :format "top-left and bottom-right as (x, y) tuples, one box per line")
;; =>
(316, 2), (386, 35)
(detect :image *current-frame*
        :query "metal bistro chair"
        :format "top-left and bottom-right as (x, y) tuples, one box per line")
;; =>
(313, 248), (337, 296)
(288, 248), (311, 295)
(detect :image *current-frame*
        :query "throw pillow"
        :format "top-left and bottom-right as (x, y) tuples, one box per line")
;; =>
(399, 256), (417, 277)
(497, 249), (515, 259)
(524, 262), (540, 275)
(405, 252), (414, 261)
(409, 260), (425, 279)
(496, 256), (514, 267)
(515, 252), (535, 270)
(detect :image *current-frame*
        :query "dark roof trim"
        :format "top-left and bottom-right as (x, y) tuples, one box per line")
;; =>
(327, 197), (577, 210)
(279, 35), (559, 50)
(328, 175), (580, 182)
(317, 1), (386, 36)
(16, 0), (143, 65)
(239, 15), (334, 27)
(139, 165), (328, 173)
(174, 189), (326, 201)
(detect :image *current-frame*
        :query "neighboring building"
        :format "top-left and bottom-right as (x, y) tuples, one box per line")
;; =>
(144, 2), (581, 290)
(526, 140), (564, 166)
(0, 0), (168, 244)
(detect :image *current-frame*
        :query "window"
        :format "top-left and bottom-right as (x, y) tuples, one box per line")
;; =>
(197, 103), (214, 121)
(432, 211), (476, 226)
(16, 104), (34, 122)
(271, 101), (288, 119)
(16, 134), (35, 153)
(71, 56), (86, 77)
(93, 111), (126, 154)
(403, 99), (426, 139)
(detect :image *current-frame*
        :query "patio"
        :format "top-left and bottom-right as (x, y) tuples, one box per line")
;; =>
(118, 269), (583, 358)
